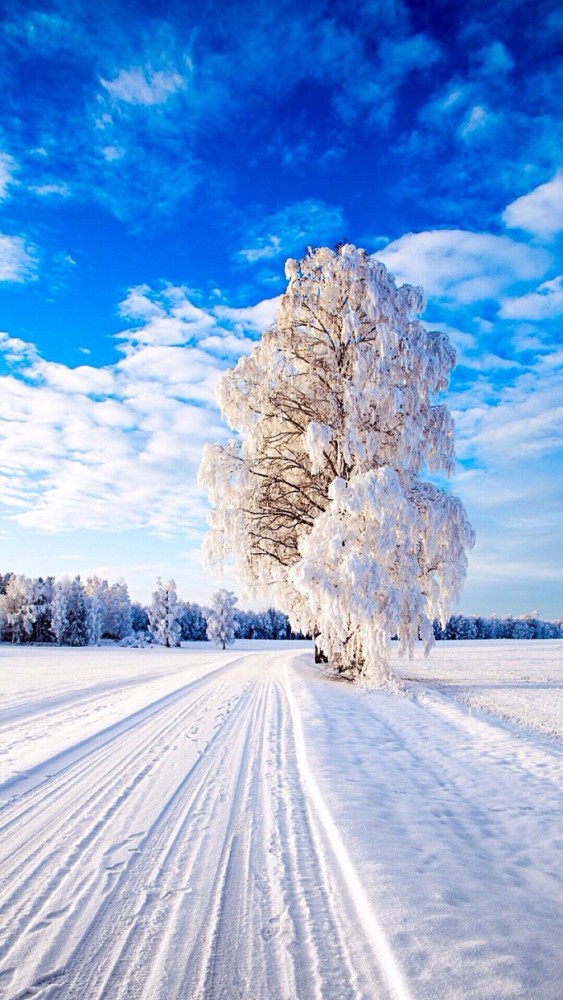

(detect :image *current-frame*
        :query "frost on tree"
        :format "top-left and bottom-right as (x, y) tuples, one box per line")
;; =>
(51, 576), (89, 647)
(206, 590), (237, 649)
(148, 578), (182, 648)
(199, 244), (474, 684)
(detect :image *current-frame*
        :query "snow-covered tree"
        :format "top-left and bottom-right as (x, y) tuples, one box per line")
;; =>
(0, 574), (37, 642)
(84, 577), (105, 645)
(206, 590), (237, 649)
(30, 577), (54, 643)
(106, 581), (132, 640)
(148, 578), (182, 647)
(51, 576), (89, 646)
(83, 576), (132, 641)
(131, 601), (150, 634)
(178, 601), (208, 641)
(0, 575), (54, 644)
(199, 244), (474, 683)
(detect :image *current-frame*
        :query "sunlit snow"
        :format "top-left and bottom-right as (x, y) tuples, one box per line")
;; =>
(0, 640), (561, 998)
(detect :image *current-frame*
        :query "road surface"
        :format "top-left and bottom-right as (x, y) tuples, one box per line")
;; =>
(0, 646), (561, 998)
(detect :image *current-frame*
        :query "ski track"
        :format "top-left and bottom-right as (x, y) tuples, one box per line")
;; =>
(290, 659), (563, 1000)
(0, 653), (402, 1000)
(1, 647), (561, 999)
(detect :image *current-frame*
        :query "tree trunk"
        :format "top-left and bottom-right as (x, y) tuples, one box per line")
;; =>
(314, 633), (328, 663)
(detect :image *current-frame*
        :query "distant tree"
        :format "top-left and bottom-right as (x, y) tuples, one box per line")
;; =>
(432, 618), (444, 641)
(30, 577), (54, 643)
(84, 577), (105, 645)
(131, 601), (150, 633)
(148, 578), (182, 647)
(178, 601), (208, 641)
(83, 576), (132, 641)
(512, 619), (532, 639)
(234, 608), (256, 639)
(106, 581), (132, 640)
(206, 590), (237, 649)
(199, 244), (474, 684)
(0, 575), (36, 642)
(51, 576), (89, 646)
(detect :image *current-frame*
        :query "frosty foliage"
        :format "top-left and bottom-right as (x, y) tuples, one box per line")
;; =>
(84, 577), (105, 645)
(199, 244), (474, 683)
(51, 576), (89, 647)
(0, 575), (48, 643)
(84, 577), (132, 641)
(206, 589), (237, 649)
(148, 578), (182, 647)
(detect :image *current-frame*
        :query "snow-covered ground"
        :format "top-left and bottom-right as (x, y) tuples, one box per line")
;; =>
(0, 639), (561, 999)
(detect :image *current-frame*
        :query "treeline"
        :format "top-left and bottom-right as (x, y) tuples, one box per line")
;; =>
(1, 571), (560, 648)
(0, 572), (298, 647)
(433, 614), (562, 640)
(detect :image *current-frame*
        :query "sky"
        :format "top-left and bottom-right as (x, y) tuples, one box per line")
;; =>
(0, 0), (561, 618)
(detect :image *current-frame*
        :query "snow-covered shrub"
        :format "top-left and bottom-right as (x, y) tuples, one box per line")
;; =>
(119, 632), (154, 647)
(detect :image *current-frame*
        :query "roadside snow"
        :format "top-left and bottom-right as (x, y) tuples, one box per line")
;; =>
(394, 638), (563, 742)
(0, 640), (561, 999)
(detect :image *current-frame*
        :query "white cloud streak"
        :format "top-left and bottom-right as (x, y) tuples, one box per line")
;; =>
(101, 66), (186, 106)
(0, 233), (37, 282)
(0, 152), (17, 199)
(376, 230), (550, 304)
(0, 285), (274, 536)
(503, 172), (563, 241)
(500, 275), (563, 320)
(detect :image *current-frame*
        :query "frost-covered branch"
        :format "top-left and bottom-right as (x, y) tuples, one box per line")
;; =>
(198, 244), (474, 684)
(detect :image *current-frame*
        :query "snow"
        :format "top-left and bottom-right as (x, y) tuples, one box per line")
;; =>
(0, 639), (561, 998)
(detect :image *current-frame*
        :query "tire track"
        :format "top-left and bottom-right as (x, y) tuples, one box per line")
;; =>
(2, 652), (408, 1000)
(40, 675), (263, 999)
(282, 671), (412, 1000)
(0, 664), (250, 996)
(0, 676), (220, 935)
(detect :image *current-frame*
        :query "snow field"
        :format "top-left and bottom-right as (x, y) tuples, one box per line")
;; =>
(0, 639), (561, 998)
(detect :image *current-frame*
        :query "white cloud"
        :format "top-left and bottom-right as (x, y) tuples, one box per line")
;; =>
(29, 183), (70, 197)
(0, 152), (17, 199)
(452, 349), (563, 465)
(33, 361), (118, 396)
(117, 285), (217, 346)
(502, 172), (563, 241)
(0, 234), (37, 282)
(214, 296), (280, 333)
(101, 67), (185, 106)
(427, 321), (521, 372)
(500, 275), (563, 320)
(0, 285), (264, 536)
(102, 145), (125, 161)
(0, 333), (39, 363)
(447, 344), (563, 614)
(239, 237), (282, 263)
(376, 230), (550, 303)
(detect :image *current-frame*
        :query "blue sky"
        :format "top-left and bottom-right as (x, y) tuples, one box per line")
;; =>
(0, 0), (561, 617)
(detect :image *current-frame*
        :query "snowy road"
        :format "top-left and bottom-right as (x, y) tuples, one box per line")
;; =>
(0, 643), (562, 999)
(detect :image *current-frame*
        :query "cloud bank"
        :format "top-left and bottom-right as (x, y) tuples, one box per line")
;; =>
(0, 287), (265, 536)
